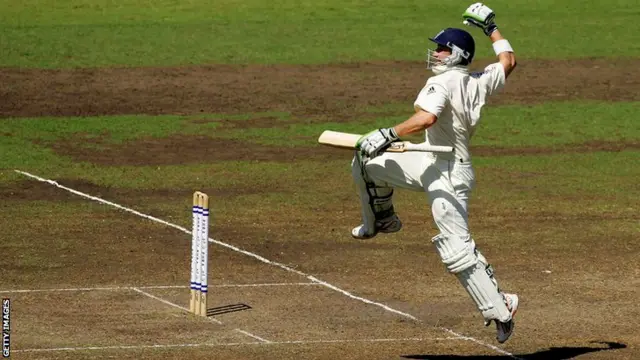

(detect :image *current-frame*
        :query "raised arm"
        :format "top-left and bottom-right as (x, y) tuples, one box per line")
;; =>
(462, 3), (517, 78)
(489, 29), (517, 78)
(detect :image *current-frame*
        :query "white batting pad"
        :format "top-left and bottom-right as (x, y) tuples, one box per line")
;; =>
(432, 234), (512, 323)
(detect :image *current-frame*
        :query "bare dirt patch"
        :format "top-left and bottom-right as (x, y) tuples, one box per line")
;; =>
(474, 139), (640, 157)
(42, 134), (345, 165)
(0, 178), (282, 204)
(195, 116), (284, 129)
(2, 58), (639, 118)
(39, 136), (639, 165)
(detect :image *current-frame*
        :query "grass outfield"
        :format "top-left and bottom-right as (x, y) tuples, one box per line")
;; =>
(2, 101), (639, 167)
(1, 0), (640, 67)
(2, 102), (638, 205)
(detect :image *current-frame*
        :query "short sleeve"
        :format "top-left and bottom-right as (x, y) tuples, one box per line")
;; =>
(472, 62), (506, 96)
(413, 81), (448, 117)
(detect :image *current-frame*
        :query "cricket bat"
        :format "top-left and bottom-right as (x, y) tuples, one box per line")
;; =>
(318, 130), (454, 153)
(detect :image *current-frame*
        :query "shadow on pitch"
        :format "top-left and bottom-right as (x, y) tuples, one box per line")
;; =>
(207, 303), (252, 317)
(402, 341), (626, 359)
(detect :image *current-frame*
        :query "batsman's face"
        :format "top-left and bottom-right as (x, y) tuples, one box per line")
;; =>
(434, 45), (452, 61)
(426, 44), (453, 71)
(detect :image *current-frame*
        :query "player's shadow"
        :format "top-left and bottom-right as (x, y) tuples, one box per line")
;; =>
(206, 303), (251, 317)
(402, 341), (626, 359)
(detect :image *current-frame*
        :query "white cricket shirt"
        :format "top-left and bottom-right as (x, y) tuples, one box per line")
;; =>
(414, 63), (506, 161)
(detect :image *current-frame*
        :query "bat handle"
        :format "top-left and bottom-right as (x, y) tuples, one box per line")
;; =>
(404, 143), (454, 153)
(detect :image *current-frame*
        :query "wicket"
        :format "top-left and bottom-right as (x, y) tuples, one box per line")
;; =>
(190, 191), (209, 316)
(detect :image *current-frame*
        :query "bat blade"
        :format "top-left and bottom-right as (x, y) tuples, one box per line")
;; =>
(317, 130), (361, 149)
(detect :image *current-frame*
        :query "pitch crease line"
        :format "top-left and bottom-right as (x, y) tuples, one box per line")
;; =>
(132, 287), (224, 325)
(0, 286), (130, 293)
(234, 329), (272, 343)
(13, 337), (459, 353)
(0, 282), (319, 294)
(14, 170), (521, 359)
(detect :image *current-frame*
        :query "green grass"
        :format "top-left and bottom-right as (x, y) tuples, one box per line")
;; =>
(1, 101), (638, 171)
(477, 150), (640, 197)
(1, 101), (638, 214)
(474, 102), (640, 146)
(0, 113), (290, 143)
(6, 150), (638, 199)
(2, 0), (640, 67)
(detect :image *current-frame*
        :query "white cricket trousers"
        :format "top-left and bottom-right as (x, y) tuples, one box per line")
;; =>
(351, 151), (475, 236)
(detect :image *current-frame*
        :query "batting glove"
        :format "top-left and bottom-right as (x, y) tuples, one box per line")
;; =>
(463, 3), (498, 36)
(356, 128), (399, 158)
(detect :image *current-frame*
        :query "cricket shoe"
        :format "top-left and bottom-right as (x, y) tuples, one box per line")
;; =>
(351, 214), (402, 239)
(492, 293), (519, 344)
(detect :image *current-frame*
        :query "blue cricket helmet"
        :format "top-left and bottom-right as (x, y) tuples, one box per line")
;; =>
(429, 28), (476, 66)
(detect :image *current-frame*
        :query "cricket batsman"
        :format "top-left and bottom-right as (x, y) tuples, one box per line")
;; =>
(350, 3), (519, 343)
